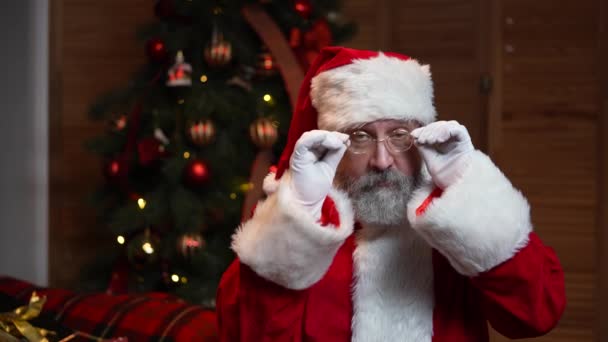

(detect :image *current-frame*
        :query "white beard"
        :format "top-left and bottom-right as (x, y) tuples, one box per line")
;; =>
(336, 168), (418, 227)
(336, 168), (434, 341)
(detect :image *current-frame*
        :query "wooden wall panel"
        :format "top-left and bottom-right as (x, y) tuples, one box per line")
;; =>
(341, 0), (387, 50)
(389, 0), (483, 147)
(49, 0), (152, 288)
(491, 0), (600, 341)
(597, 0), (608, 340)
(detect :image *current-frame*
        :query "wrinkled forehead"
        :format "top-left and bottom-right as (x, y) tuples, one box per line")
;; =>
(343, 119), (423, 132)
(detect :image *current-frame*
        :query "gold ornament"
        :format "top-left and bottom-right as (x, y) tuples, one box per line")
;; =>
(250, 118), (278, 148)
(187, 120), (216, 146)
(204, 26), (233, 67)
(177, 233), (206, 259)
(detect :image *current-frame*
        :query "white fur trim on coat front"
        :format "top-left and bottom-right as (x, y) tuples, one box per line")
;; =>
(231, 171), (355, 290)
(352, 227), (434, 342)
(311, 53), (437, 131)
(407, 150), (533, 276)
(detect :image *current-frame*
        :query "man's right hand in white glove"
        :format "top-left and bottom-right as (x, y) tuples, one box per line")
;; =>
(289, 130), (349, 220)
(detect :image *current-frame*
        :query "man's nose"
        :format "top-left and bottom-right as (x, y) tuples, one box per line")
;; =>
(369, 140), (394, 171)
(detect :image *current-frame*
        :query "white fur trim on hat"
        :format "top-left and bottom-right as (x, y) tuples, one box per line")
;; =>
(311, 53), (436, 131)
(232, 171), (354, 290)
(407, 150), (533, 276)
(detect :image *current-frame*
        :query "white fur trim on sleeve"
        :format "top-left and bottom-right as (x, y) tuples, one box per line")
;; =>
(407, 150), (532, 276)
(231, 171), (354, 290)
(311, 53), (436, 131)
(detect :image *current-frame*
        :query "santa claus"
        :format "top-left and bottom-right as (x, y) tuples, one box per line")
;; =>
(216, 46), (566, 341)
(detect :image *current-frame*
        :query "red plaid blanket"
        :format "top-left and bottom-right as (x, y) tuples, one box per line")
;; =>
(0, 276), (218, 341)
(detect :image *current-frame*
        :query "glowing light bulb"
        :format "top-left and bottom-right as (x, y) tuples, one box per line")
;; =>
(171, 274), (179, 283)
(239, 183), (254, 192)
(117, 236), (125, 245)
(142, 242), (154, 254)
(137, 198), (146, 209)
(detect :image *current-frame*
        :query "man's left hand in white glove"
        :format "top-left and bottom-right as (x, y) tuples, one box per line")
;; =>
(411, 120), (474, 189)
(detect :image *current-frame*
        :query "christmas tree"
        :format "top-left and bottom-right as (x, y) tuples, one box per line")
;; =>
(83, 0), (355, 307)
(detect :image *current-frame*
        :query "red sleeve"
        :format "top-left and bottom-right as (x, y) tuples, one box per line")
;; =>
(415, 187), (443, 216)
(216, 259), (308, 342)
(470, 232), (566, 338)
(216, 196), (343, 341)
(319, 196), (340, 227)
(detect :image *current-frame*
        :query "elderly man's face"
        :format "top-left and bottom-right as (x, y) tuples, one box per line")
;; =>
(334, 119), (423, 227)
(338, 119), (422, 178)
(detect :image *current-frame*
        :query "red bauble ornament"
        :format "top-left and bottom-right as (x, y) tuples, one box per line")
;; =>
(294, 0), (312, 19)
(256, 49), (278, 78)
(250, 118), (278, 148)
(183, 159), (211, 188)
(204, 41), (232, 67)
(204, 27), (233, 67)
(177, 233), (206, 259)
(187, 119), (215, 146)
(104, 158), (127, 184)
(146, 37), (168, 63)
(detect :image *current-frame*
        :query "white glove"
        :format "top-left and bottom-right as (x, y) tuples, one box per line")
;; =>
(411, 120), (474, 189)
(289, 130), (349, 220)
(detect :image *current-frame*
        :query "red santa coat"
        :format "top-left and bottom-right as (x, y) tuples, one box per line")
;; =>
(217, 151), (566, 341)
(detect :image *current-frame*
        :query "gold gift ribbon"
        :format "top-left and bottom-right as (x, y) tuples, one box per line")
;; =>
(0, 292), (127, 342)
(0, 291), (54, 342)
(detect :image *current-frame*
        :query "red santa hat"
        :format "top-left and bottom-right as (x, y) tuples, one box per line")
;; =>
(274, 46), (436, 180)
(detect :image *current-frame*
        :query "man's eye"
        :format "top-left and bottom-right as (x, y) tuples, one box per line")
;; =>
(390, 129), (410, 140)
(351, 131), (372, 143)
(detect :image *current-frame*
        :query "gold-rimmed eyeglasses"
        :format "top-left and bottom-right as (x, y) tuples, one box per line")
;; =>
(347, 128), (415, 155)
